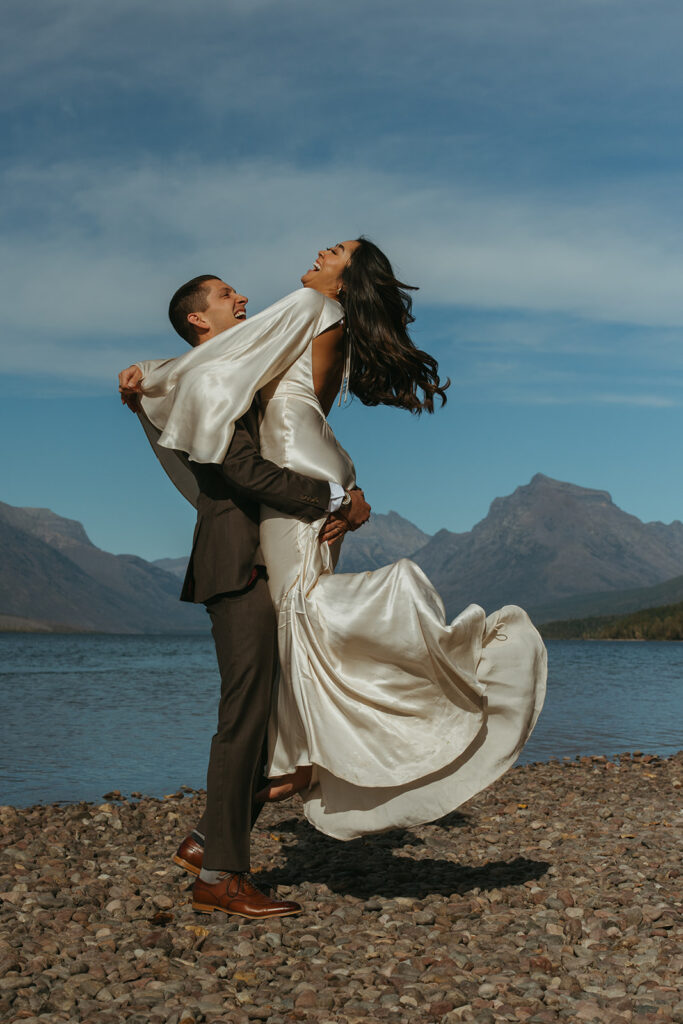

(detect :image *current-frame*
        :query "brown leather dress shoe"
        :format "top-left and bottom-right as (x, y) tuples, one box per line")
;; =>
(192, 873), (302, 920)
(173, 833), (204, 876)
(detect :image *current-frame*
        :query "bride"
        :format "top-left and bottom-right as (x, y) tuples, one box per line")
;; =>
(134, 237), (547, 840)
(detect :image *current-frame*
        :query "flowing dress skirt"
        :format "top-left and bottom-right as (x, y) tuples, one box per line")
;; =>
(258, 351), (547, 839)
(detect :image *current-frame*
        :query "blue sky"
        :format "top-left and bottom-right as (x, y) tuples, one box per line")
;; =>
(2, 0), (682, 559)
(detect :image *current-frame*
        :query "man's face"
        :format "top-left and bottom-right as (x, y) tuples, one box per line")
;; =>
(191, 279), (248, 342)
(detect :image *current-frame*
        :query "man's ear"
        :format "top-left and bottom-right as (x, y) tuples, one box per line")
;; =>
(187, 311), (209, 331)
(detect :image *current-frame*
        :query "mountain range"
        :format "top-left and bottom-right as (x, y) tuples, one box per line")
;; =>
(150, 512), (433, 580)
(324, 474), (683, 621)
(2, 474), (682, 631)
(411, 474), (683, 620)
(0, 501), (205, 633)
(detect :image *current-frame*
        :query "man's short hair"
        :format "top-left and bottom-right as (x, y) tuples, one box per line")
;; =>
(168, 275), (219, 346)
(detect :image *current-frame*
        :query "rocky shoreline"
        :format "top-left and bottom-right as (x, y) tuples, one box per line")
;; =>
(1, 753), (681, 1024)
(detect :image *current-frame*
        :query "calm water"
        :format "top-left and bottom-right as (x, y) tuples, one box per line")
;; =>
(1, 634), (681, 807)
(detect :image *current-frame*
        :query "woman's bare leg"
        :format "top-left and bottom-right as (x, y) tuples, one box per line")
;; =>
(255, 765), (313, 803)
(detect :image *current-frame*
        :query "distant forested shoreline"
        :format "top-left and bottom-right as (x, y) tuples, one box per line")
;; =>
(541, 601), (683, 641)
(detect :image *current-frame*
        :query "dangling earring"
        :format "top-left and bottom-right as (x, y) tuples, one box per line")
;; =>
(337, 337), (351, 408)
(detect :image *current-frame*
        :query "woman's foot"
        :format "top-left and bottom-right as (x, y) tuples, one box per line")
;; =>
(255, 765), (313, 803)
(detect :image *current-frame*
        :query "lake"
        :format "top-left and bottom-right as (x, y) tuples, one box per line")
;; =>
(1, 634), (681, 807)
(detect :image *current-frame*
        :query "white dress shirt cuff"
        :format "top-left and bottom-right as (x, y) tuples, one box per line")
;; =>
(328, 482), (346, 514)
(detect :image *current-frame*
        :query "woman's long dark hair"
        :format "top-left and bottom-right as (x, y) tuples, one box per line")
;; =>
(339, 237), (449, 413)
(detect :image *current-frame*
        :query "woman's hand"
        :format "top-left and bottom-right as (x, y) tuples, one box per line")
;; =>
(118, 364), (143, 412)
(319, 514), (350, 545)
(320, 486), (372, 545)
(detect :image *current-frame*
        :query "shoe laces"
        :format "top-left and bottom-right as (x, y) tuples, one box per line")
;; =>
(223, 872), (262, 898)
(236, 873), (262, 896)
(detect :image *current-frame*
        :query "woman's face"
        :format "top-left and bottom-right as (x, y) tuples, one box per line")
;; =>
(301, 240), (360, 296)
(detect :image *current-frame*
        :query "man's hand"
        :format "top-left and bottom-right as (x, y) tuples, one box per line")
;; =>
(118, 364), (143, 412)
(341, 487), (371, 531)
(319, 513), (350, 545)
(319, 488), (371, 545)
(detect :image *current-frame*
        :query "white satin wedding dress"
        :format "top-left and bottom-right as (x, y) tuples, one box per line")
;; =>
(136, 288), (547, 840)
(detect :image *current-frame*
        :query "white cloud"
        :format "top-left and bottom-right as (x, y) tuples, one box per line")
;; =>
(4, 157), (683, 383)
(5, 0), (683, 398)
(592, 393), (677, 407)
(520, 393), (677, 408)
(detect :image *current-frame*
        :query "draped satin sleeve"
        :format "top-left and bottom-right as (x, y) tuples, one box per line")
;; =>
(135, 356), (177, 381)
(137, 289), (343, 465)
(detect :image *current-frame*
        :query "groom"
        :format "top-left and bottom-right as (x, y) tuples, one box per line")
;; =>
(119, 274), (370, 919)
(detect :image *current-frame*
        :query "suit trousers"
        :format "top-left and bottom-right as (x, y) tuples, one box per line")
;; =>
(196, 574), (278, 872)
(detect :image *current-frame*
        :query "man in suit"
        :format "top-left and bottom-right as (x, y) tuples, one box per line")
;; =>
(119, 275), (370, 919)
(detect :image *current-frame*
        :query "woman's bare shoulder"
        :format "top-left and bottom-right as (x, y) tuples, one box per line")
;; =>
(312, 321), (344, 349)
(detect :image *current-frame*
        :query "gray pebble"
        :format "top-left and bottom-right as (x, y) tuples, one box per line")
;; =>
(1, 751), (681, 1024)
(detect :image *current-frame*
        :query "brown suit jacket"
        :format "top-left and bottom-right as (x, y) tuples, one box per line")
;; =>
(180, 401), (330, 604)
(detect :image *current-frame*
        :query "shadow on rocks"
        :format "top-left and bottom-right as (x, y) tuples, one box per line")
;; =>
(257, 815), (549, 899)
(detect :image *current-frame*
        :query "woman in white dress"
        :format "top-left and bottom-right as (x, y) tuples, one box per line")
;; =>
(136, 238), (547, 841)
